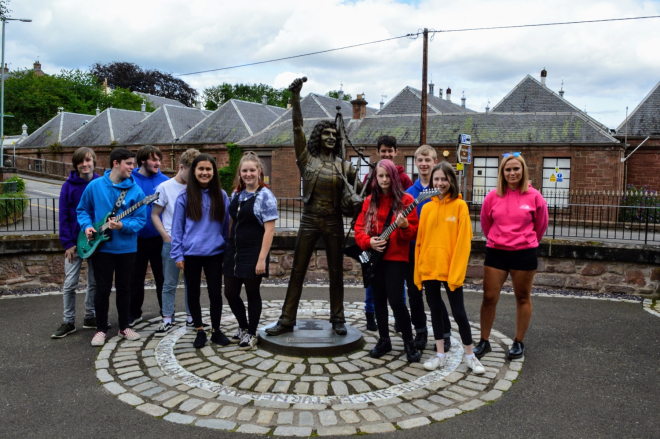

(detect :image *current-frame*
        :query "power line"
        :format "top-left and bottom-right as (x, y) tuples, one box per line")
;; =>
(175, 33), (417, 76)
(174, 14), (660, 77)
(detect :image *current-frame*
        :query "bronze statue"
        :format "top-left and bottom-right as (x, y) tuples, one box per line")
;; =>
(266, 77), (362, 336)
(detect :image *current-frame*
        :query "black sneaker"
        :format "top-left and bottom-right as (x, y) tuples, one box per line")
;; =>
(128, 316), (143, 328)
(82, 317), (96, 329)
(473, 339), (492, 359)
(155, 322), (174, 336)
(414, 330), (428, 351)
(509, 339), (525, 360)
(369, 338), (392, 358)
(365, 312), (377, 331)
(52, 323), (76, 339)
(193, 330), (207, 348)
(210, 330), (230, 346)
(404, 340), (421, 363)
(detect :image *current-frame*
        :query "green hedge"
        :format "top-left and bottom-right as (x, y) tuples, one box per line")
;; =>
(0, 176), (28, 223)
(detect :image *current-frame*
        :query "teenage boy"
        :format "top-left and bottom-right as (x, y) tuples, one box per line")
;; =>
(362, 135), (413, 331)
(129, 145), (169, 326)
(151, 148), (209, 335)
(406, 145), (452, 352)
(77, 148), (147, 346)
(52, 147), (100, 339)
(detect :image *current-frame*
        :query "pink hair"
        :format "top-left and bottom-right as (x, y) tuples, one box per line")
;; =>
(363, 159), (405, 235)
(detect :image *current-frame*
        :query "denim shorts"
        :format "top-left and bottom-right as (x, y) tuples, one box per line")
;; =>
(484, 247), (538, 271)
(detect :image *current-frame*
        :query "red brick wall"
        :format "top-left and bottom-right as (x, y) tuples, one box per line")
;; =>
(625, 139), (660, 192)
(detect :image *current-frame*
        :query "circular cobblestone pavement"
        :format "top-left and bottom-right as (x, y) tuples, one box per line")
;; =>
(96, 300), (523, 436)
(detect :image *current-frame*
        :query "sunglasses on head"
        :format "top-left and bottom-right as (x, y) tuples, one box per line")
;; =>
(502, 152), (521, 158)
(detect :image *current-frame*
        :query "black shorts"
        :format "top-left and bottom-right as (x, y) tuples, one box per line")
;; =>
(484, 247), (538, 272)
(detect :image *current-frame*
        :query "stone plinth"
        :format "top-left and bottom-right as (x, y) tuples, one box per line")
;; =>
(258, 320), (363, 357)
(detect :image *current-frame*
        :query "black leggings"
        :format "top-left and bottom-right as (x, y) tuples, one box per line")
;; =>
(184, 254), (223, 331)
(424, 281), (473, 346)
(371, 260), (413, 342)
(224, 275), (263, 336)
(92, 252), (136, 332)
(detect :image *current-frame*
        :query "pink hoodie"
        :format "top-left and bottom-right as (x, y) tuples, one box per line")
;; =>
(480, 185), (548, 250)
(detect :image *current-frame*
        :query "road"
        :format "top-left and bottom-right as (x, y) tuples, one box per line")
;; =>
(0, 175), (61, 234)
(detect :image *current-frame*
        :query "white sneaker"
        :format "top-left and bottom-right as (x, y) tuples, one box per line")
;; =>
(154, 322), (173, 337)
(423, 355), (446, 371)
(230, 328), (245, 344)
(238, 333), (258, 351)
(119, 328), (141, 341)
(91, 331), (107, 347)
(465, 355), (486, 374)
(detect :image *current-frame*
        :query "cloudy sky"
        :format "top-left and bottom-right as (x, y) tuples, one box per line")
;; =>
(8, 0), (660, 128)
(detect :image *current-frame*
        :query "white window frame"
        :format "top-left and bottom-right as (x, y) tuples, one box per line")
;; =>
(542, 157), (571, 207)
(405, 156), (419, 183)
(471, 157), (499, 204)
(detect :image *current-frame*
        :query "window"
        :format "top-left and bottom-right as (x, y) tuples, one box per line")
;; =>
(405, 157), (418, 182)
(34, 159), (44, 173)
(542, 158), (571, 207)
(350, 156), (371, 182)
(472, 157), (498, 203)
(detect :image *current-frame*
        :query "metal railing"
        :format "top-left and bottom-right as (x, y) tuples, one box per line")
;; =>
(9, 155), (106, 178)
(2, 191), (659, 245)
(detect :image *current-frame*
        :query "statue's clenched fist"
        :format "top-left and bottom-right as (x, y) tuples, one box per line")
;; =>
(288, 76), (307, 93)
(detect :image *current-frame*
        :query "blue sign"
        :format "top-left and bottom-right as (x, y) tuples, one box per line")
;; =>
(556, 173), (563, 183)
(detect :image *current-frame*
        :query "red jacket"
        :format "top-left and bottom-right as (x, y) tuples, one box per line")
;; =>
(362, 165), (413, 195)
(355, 192), (418, 262)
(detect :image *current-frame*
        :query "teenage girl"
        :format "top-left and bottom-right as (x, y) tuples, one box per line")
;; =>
(354, 159), (421, 363)
(171, 154), (231, 349)
(415, 162), (485, 374)
(224, 152), (278, 350)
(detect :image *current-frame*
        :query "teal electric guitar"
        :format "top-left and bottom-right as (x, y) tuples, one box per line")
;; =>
(76, 193), (159, 259)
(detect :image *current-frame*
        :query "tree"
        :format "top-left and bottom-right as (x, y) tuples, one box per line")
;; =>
(326, 90), (352, 101)
(0, 0), (11, 20)
(202, 83), (292, 110)
(102, 87), (156, 113)
(90, 62), (197, 107)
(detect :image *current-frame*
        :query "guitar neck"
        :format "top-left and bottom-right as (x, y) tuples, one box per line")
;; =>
(379, 200), (418, 241)
(99, 199), (146, 233)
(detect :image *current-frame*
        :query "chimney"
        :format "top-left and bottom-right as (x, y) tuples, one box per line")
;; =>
(541, 68), (547, 86)
(351, 94), (368, 120)
(196, 100), (202, 110)
(446, 87), (452, 102)
(34, 60), (41, 70)
(461, 91), (466, 108)
(96, 107), (100, 116)
(438, 88), (443, 99)
(21, 124), (28, 137)
(141, 100), (146, 112)
(287, 98), (291, 110)
(57, 107), (63, 114)
(262, 94), (268, 105)
(429, 81), (434, 96)
(559, 80), (565, 98)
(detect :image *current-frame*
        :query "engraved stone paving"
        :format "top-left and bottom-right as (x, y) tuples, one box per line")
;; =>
(96, 300), (523, 435)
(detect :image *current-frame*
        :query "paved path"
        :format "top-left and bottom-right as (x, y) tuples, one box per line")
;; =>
(1, 286), (658, 438)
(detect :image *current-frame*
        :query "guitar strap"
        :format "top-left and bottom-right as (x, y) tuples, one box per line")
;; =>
(110, 189), (129, 218)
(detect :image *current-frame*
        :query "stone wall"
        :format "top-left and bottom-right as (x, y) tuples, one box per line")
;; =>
(1, 234), (658, 298)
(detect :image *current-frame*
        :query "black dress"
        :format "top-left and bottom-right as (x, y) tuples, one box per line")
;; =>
(223, 190), (269, 278)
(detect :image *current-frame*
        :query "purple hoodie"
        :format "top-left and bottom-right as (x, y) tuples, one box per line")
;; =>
(59, 170), (100, 250)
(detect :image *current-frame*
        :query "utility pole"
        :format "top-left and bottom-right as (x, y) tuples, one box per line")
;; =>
(420, 28), (429, 146)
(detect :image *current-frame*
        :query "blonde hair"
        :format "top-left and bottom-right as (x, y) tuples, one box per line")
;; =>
(497, 154), (530, 196)
(235, 151), (267, 192)
(414, 144), (437, 160)
(179, 148), (200, 168)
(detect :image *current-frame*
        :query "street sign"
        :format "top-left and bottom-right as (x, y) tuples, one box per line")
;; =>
(457, 133), (472, 165)
(458, 134), (471, 145)
(456, 163), (464, 171)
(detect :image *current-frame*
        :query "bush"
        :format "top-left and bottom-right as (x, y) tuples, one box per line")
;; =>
(218, 143), (242, 193)
(619, 184), (660, 224)
(0, 192), (28, 224)
(6, 175), (26, 192)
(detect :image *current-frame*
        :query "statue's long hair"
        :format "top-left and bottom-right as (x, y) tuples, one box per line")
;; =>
(307, 120), (342, 158)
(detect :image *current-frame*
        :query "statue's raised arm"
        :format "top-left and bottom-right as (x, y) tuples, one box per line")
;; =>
(289, 77), (307, 160)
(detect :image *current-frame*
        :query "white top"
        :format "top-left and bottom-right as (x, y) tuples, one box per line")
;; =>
(154, 178), (187, 235)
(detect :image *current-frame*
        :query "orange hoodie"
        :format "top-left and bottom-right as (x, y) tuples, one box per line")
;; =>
(414, 194), (473, 291)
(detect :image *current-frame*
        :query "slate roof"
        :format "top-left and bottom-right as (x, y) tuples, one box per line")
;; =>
(376, 86), (474, 116)
(491, 75), (610, 132)
(61, 108), (149, 146)
(616, 80), (660, 136)
(134, 92), (187, 108)
(180, 99), (286, 143)
(18, 112), (92, 148)
(270, 93), (357, 125)
(239, 112), (619, 147)
(118, 105), (211, 145)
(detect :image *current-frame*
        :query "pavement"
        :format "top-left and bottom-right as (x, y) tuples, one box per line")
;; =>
(1, 286), (658, 438)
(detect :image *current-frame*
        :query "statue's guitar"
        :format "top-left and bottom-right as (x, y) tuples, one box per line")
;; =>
(76, 193), (159, 259)
(343, 189), (441, 288)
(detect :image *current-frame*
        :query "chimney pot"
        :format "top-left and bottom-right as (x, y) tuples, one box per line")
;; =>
(262, 94), (268, 105)
(541, 67), (547, 85)
(21, 124), (28, 137)
(446, 87), (452, 102)
(141, 100), (146, 112)
(96, 107), (100, 116)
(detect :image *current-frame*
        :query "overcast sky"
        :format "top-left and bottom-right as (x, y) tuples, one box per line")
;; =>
(8, 0), (660, 129)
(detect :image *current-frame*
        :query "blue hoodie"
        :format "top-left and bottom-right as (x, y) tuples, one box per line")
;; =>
(77, 170), (147, 254)
(170, 189), (230, 263)
(59, 170), (100, 250)
(406, 179), (433, 248)
(131, 168), (169, 238)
